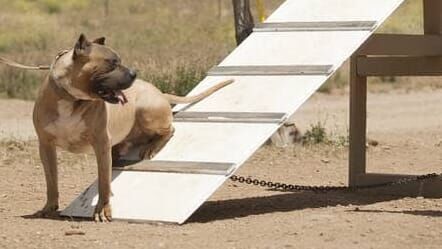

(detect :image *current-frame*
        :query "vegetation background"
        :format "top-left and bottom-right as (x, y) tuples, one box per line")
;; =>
(0, 0), (438, 100)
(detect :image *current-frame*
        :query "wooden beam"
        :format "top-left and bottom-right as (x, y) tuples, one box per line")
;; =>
(253, 21), (376, 32)
(352, 173), (415, 186)
(424, 0), (442, 35)
(113, 160), (235, 175)
(358, 34), (442, 56)
(349, 55), (367, 187)
(351, 173), (442, 197)
(208, 65), (333, 76)
(232, 0), (254, 45)
(174, 111), (287, 124)
(357, 56), (442, 76)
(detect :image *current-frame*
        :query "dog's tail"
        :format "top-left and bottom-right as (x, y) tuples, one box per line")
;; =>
(163, 79), (234, 104)
(0, 56), (50, 70)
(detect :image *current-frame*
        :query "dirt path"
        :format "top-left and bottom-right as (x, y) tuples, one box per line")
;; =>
(0, 90), (441, 249)
(0, 99), (35, 140)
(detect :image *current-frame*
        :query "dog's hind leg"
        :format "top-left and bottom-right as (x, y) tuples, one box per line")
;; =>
(36, 140), (59, 217)
(134, 92), (175, 159)
(139, 126), (175, 159)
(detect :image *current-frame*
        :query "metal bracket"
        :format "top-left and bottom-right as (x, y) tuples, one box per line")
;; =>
(254, 21), (377, 32)
(207, 65), (333, 76)
(113, 160), (235, 176)
(174, 112), (287, 124)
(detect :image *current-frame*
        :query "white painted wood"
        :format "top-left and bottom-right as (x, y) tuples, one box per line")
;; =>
(220, 31), (370, 67)
(267, 0), (404, 23)
(153, 123), (278, 164)
(61, 172), (226, 224)
(113, 161), (236, 175)
(173, 75), (326, 114)
(62, 122), (281, 223)
(63, 0), (406, 224)
(254, 21), (377, 32)
(208, 65), (333, 75)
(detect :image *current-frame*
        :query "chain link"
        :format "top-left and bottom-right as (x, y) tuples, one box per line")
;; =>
(230, 173), (441, 192)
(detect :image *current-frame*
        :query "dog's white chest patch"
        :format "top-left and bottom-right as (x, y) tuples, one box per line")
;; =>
(44, 100), (88, 152)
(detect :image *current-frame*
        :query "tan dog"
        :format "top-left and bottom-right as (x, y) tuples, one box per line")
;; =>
(32, 34), (233, 222)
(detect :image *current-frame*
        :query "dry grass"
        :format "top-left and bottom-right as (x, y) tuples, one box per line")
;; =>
(0, 0), (439, 99)
(319, 0), (442, 93)
(0, 0), (282, 99)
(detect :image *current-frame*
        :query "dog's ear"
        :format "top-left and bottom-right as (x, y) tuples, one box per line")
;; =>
(73, 34), (91, 59)
(92, 37), (106, 45)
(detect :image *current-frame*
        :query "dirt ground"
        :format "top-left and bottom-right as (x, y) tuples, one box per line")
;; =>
(0, 89), (442, 249)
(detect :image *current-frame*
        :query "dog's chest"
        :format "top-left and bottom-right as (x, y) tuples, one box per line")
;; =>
(44, 100), (89, 152)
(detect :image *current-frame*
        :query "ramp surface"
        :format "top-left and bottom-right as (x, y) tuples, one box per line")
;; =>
(62, 0), (405, 224)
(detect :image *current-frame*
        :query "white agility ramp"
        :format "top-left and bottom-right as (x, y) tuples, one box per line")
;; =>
(62, 0), (405, 224)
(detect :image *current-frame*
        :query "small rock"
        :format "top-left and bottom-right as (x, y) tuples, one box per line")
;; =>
(70, 224), (80, 229)
(416, 196), (424, 200)
(64, 230), (85, 236)
(367, 139), (379, 147)
(381, 146), (391, 150)
(321, 159), (330, 164)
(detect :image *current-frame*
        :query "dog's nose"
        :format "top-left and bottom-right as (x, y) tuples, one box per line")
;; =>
(129, 69), (137, 79)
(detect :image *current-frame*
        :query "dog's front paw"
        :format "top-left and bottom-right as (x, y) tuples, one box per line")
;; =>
(141, 150), (155, 160)
(140, 146), (159, 160)
(94, 202), (112, 222)
(34, 202), (59, 218)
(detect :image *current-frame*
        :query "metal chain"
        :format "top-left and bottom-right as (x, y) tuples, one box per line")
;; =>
(230, 173), (441, 192)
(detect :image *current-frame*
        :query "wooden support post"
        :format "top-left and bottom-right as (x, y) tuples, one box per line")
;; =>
(347, 0), (442, 194)
(423, 0), (442, 71)
(232, 0), (255, 45)
(423, 0), (442, 35)
(349, 55), (367, 186)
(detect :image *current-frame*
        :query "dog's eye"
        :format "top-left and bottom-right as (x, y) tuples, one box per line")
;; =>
(107, 59), (119, 67)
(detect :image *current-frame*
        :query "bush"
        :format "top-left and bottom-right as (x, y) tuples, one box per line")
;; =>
(40, 0), (62, 14)
(0, 68), (41, 100)
(302, 121), (328, 145)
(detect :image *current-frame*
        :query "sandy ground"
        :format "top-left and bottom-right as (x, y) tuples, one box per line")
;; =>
(0, 89), (442, 249)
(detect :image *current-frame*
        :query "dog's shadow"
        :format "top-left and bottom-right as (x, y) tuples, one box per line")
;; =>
(21, 211), (92, 222)
(21, 211), (62, 221)
(350, 209), (442, 217)
(189, 179), (442, 223)
(21, 177), (442, 224)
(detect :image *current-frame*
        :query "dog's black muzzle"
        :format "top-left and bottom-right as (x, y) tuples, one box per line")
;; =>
(93, 66), (137, 105)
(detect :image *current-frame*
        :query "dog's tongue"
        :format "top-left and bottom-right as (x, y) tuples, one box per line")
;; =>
(116, 90), (128, 105)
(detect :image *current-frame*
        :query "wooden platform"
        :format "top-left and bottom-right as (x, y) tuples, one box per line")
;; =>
(61, 0), (406, 224)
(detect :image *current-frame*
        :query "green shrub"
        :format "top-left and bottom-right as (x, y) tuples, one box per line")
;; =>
(40, 0), (62, 14)
(0, 68), (41, 100)
(302, 121), (328, 145)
